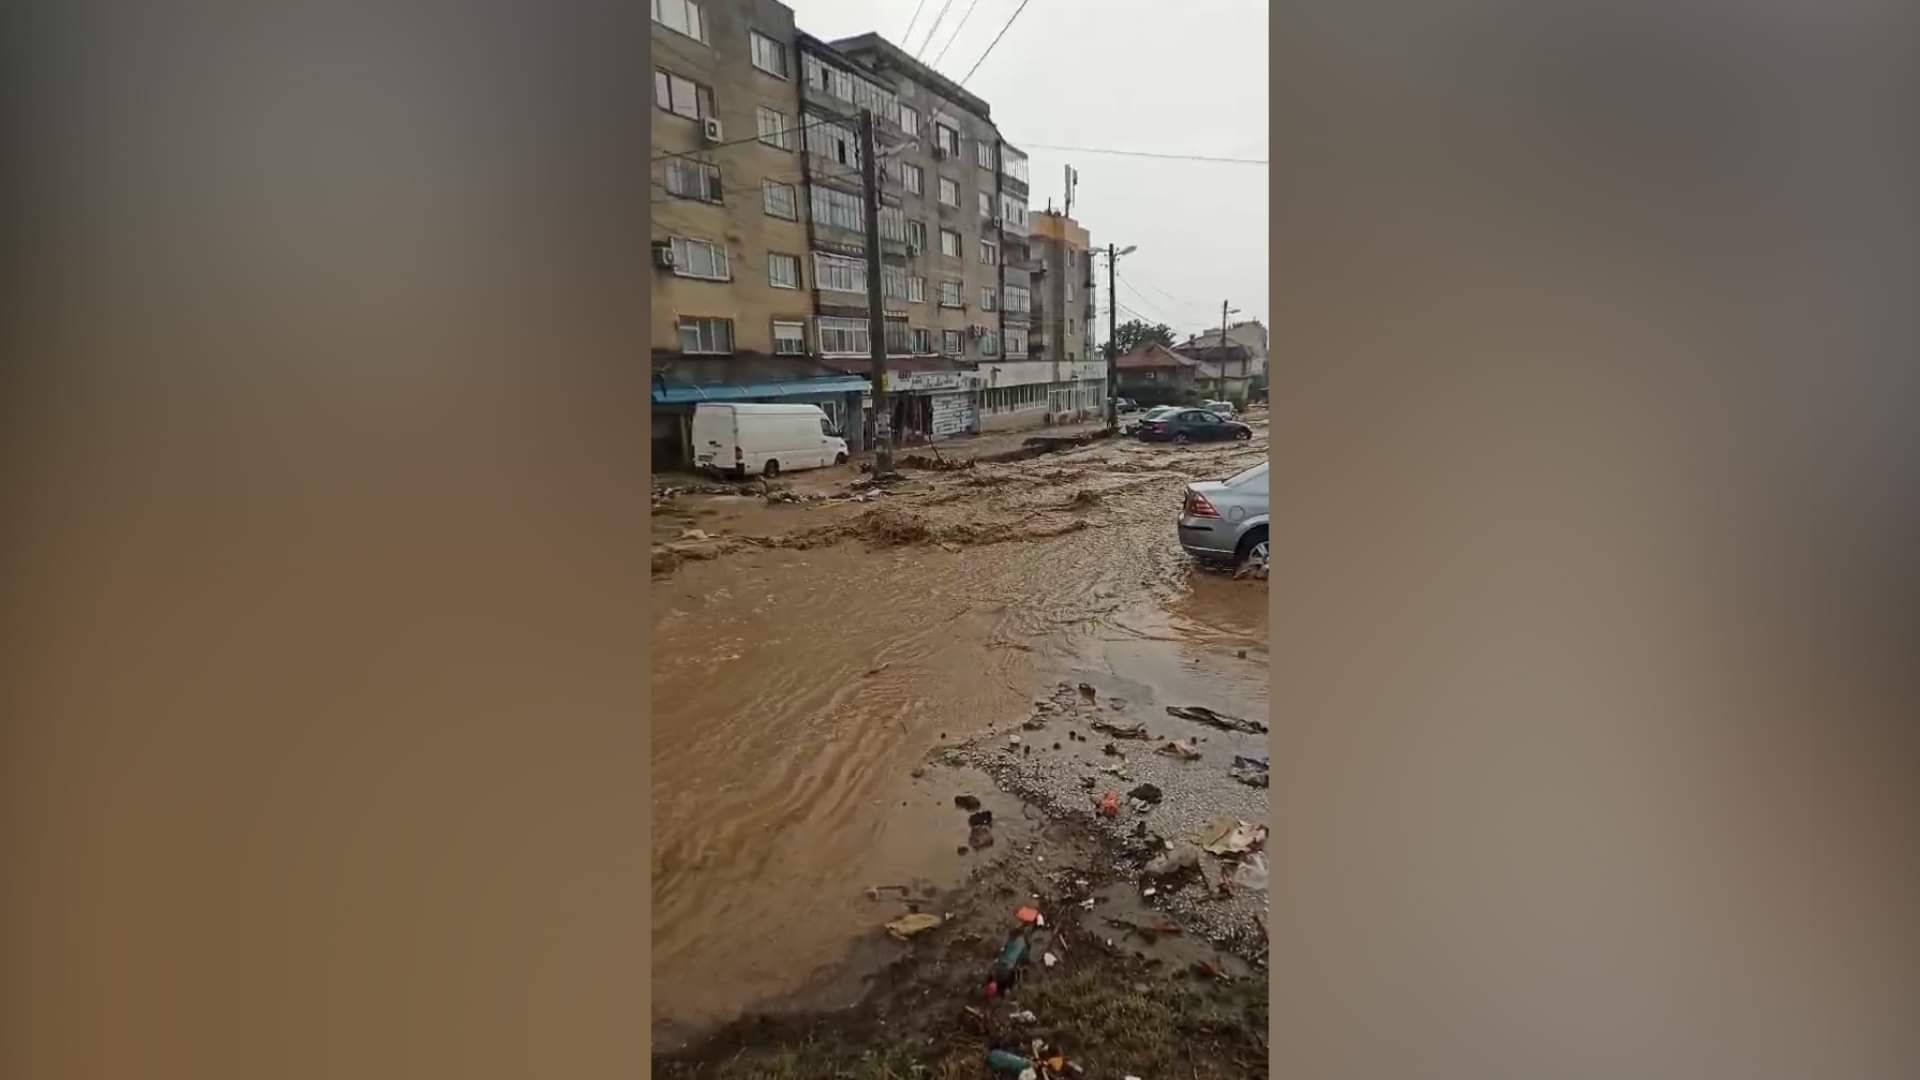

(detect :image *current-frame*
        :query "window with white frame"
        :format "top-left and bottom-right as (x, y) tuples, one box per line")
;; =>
(810, 185), (864, 231)
(980, 332), (999, 357)
(939, 279), (963, 307)
(653, 0), (706, 42)
(762, 179), (797, 219)
(677, 315), (731, 354)
(812, 251), (866, 293)
(663, 157), (722, 203)
(756, 106), (795, 150)
(1000, 149), (1029, 184)
(900, 162), (923, 195)
(898, 103), (919, 136)
(767, 252), (801, 289)
(980, 286), (997, 311)
(670, 236), (729, 280)
(979, 239), (998, 265)
(976, 140), (995, 170)
(878, 204), (907, 242)
(772, 319), (807, 355)
(999, 195), (1028, 229)
(749, 30), (788, 77)
(938, 176), (958, 206)
(800, 54), (898, 126)
(939, 229), (960, 258)
(907, 220), (926, 250)
(942, 329), (965, 354)
(911, 327), (933, 353)
(817, 316), (870, 357)
(884, 318), (911, 355)
(978, 191), (992, 218)
(934, 123), (959, 157)
(1066, 281), (1074, 302)
(1005, 327), (1029, 355)
(907, 275), (925, 303)
(882, 265), (908, 300)
(804, 114), (861, 168)
(653, 69), (712, 120)
(1004, 284), (1030, 313)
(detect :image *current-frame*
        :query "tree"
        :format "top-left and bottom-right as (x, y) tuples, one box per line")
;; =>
(1111, 319), (1174, 355)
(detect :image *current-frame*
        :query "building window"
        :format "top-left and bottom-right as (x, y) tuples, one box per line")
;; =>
(653, 69), (713, 120)
(942, 329), (965, 355)
(907, 220), (926, 250)
(767, 252), (801, 289)
(677, 315), (732, 354)
(1006, 327), (1029, 354)
(652, 0), (706, 42)
(898, 103), (919, 136)
(981, 286), (998, 311)
(999, 196), (1028, 229)
(884, 318), (911, 355)
(939, 229), (961, 258)
(878, 204), (907, 242)
(756, 106), (796, 150)
(663, 157), (722, 203)
(810, 185), (865, 231)
(772, 319), (807, 355)
(1066, 281), (1074, 302)
(901, 162), (923, 195)
(762, 179), (798, 219)
(912, 327), (933, 353)
(934, 123), (959, 157)
(980, 332), (999, 357)
(979, 239), (999, 265)
(817, 316), (870, 357)
(976, 141), (995, 170)
(749, 30), (788, 78)
(1000, 149), (1029, 184)
(812, 251), (867, 293)
(938, 176), (959, 207)
(978, 191), (992, 218)
(939, 279), (963, 307)
(804, 114), (861, 168)
(1004, 284), (1030, 313)
(882, 265), (908, 300)
(669, 236), (729, 280)
(800, 54), (899, 127)
(907, 275), (925, 303)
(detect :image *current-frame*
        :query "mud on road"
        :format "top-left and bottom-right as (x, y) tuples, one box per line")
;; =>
(650, 417), (1269, 1064)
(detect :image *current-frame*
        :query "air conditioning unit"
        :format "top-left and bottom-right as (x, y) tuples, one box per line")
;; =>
(905, 242), (921, 255)
(651, 241), (675, 269)
(701, 117), (724, 143)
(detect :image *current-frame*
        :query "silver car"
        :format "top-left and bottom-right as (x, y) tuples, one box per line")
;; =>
(1202, 400), (1238, 420)
(1177, 460), (1268, 568)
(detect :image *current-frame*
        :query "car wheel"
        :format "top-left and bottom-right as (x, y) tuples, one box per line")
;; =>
(1172, 432), (1190, 446)
(764, 460), (780, 478)
(834, 452), (848, 466)
(1236, 526), (1269, 570)
(1235, 427), (1252, 441)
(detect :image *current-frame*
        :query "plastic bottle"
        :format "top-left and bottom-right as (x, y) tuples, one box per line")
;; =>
(983, 929), (1029, 998)
(984, 1048), (1032, 1074)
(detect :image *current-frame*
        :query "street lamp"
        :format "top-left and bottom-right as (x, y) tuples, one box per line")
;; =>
(1104, 244), (1136, 431)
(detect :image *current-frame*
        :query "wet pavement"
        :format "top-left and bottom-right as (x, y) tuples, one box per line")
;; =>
(650, 415), (1269, 1045)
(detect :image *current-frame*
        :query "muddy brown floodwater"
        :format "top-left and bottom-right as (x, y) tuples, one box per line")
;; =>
(649, 425), (1268, 1046)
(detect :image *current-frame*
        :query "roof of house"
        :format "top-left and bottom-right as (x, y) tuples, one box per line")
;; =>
(1115, 343), (1201, 370)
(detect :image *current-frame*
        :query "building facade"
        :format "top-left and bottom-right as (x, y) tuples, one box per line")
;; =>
(1181, 319), (1268, 380)
(1026, 209), (1103, 420)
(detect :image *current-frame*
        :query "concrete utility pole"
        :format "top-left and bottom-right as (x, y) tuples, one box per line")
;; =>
(859, 109), (894, 476)
(1105, 242), (1119, 431)
(1220, 300), (1242, 387)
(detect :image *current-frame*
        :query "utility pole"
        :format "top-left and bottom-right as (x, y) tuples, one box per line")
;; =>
(859, 108), (893, 477)
(1105, 242), (1118, 431)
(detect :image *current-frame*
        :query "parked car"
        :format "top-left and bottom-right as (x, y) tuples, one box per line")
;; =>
(1135, 407), (1253, 444)
(1114, 396), (1138, 413)
(1202, 400), (1238, 420)
(1123, 404), (1179, 435)
(1178, 460), (1269, 569)
(691, 402), (847, 479)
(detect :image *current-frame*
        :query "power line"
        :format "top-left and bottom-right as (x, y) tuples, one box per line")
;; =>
(960, 0), (1035, 86)
(931, 0), (985, 69)
(900, 0), (931, 46)
(915, 0), (958, 60)
(1013, 142), (1268, 165)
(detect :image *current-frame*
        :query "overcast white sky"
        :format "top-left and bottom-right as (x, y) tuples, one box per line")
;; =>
(789, 0), (1270, 342)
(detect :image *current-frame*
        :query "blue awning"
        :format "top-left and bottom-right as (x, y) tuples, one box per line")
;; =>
(651, 376), (872, 405)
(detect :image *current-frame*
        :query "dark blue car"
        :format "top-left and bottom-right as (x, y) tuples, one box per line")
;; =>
(1135, 407), (1253, 444)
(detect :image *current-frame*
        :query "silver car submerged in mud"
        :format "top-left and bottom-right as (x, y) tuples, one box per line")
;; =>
(1177, 460), (1268, 569)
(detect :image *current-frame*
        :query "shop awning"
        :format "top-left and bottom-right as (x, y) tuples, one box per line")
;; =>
(651, 376), (872, 405)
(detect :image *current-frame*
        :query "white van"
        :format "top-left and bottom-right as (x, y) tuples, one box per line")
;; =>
(691, 402), (848, 479)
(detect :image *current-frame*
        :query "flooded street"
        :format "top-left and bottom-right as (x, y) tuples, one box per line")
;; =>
(650, 422), (1268, 1044)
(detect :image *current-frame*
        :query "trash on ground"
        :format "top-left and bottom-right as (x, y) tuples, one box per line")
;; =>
(984, 1048), (1032, 1074)
(1008, 734), (1022, 746)
(1098, 791), (1120, 818)
(1230, 852), (1270, 892)
(955, 794), (982, 811)
(1043, 951), (1058, 967)
(884, 912), (943, 939)
(970, 823), (996, 849)
(1127, 782), (1164, 803)
(1197, 817), (1267, 855)
(1015, 905), (1041, 925)
(1155, 739), (1202, 760)
(1009, 1009), (1038, 1024)
(969, 809), (995, 827)
(1077, 682), (1096, 698)
(1144, 841), (1202, 877)
(862, 661), (890, 677)
(1165, 704), (1268, 734)
(1091, 718), (1149, 739)
(984, 929), (1030, 998)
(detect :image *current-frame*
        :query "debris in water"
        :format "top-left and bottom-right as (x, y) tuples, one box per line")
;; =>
(1077, 682), (1096, 698)
(1197, 817), (1267, 855)
(1091, 718), (1149, 739)
(1166, 704), (1267, 734)
(1155, 739), (1202, 760)
(863, 662), (891, 677)
(910, 766), (927, 779)
(955, 795), (982, 811)
(968, 810), (994, 827)
(1015, 905), (1041, 925)
(884, 912), (943, 939)
(1127, 783), (1164, 804)
(1009, 1009), (1038, 1024)
(969, 824), (996, 849)
(1008, 734), (1022, 747)
(1229, 753), (1270, 787)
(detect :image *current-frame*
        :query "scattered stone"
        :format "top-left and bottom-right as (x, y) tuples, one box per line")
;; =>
(968, 810), (994, 827)
(969, 824), (996, 849)
(910, 766), (927, 779)
(1127, 783), (1164, 804)
(955, 795), (982, 811)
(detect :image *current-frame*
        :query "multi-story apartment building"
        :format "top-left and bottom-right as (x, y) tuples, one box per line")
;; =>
(1024, 209), (1105, 421)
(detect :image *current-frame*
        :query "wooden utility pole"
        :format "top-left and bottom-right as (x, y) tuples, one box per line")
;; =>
(1105, 242), (1119, 431)
(858, 109), (893, 476)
